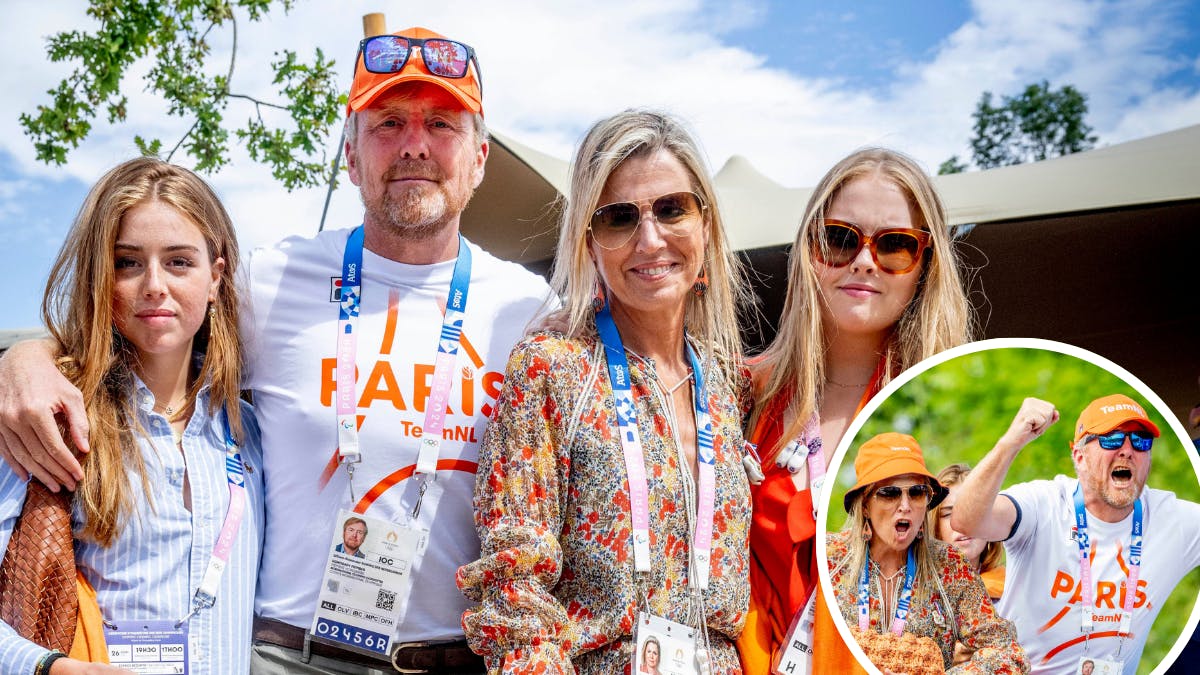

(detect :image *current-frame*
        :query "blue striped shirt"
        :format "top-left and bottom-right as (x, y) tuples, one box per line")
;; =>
(0, 381), (264, 674)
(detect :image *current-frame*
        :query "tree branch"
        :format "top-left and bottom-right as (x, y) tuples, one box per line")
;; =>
(226, 93), (288, 110)
(166, 116), (201, 163)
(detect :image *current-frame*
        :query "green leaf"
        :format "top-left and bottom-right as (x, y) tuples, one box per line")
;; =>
(20, 0), (342, 191)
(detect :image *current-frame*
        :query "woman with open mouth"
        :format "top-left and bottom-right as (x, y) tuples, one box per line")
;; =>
(827, 432), (1029, 674)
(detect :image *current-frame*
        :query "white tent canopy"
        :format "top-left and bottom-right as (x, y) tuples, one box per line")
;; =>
(465, 123), (1200, 260)
(462, 124), (1200, 433)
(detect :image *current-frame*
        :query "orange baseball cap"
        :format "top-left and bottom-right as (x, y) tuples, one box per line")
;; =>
(843, 432), (948, 512)
(347, 27), (483, 116)
(1073, 394), (1161, 445)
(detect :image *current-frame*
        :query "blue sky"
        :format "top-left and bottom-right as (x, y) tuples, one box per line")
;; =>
(1, 0), (1197, 330)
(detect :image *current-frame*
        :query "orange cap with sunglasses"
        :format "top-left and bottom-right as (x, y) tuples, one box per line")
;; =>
(1073, 394), (1161, 446)
(348, 27), (483, 115)
(843, 432), (948, 512)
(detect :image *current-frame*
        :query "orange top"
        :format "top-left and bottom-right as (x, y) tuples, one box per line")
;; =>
(737, 362), (885, 674)
(737, 393), (822, 673)
(981, 565), (1006, 603)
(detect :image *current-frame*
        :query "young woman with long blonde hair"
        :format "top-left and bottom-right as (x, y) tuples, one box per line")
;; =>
(738, 148), (974, 674)
(0, 157), (263, 675)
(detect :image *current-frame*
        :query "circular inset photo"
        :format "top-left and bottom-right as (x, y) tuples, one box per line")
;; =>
(817, 338), (1200, 675)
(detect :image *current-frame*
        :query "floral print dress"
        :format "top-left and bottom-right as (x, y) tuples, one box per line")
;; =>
(826, 531), (1029, 674)
(458, 333), (752, 674)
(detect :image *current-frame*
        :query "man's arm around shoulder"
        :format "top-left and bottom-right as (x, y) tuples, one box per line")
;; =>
(0, 338), (88, 491)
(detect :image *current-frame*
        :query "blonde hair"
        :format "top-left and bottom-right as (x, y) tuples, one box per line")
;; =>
(42, 156), (244, 546)
(548, 109), (750, 383)
(751, 148), (973, 457)
(839, 485), (938, 618)
(931, 463), (1003, 573)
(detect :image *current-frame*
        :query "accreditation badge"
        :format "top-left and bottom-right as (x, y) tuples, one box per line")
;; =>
(634, 612), (701, 675)
(104, 620), (188, 674)
(309, 510), (427, 658)
(1077, 656), (1122, 674)
(773, 591), (817, 675)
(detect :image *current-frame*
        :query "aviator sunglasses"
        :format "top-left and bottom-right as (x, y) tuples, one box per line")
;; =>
(588, 191), (708, 250)
(871, 484), (934, 504)
(812, 219), (931, 274)
(358, 34), (483, 96)
(1089, 430), (1154, 452)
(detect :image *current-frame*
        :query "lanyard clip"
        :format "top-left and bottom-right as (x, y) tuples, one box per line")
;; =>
(346, 463), (359, 505)
(176, 592), (215, 628)
(411, 474), (431, 519)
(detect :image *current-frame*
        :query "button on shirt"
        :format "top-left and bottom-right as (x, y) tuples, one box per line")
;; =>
(0, 381), (264, 674)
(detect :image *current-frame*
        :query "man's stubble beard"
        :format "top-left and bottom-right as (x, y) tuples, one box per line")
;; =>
(363, 175), (474, 242)
(1083, 465), (1144, 512)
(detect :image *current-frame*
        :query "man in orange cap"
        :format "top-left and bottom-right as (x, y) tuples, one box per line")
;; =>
(953, 395), (1200, 675)
(0, 26), (551, 675)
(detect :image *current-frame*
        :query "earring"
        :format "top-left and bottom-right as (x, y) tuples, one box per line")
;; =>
(592, 280), (606, 312)
(862, 519), (873, 541)
(209, 304), (217, 319)
(692, 266), (709, 297)
(916, 526), (924, 540)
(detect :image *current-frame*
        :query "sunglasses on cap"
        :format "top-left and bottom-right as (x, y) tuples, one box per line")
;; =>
(358, 34), (484, 96)
(871, 484), (934, 504)
(588, 191), (707, 250)
(812, 219), (931, 274)
(1088, 430), (1154, 452)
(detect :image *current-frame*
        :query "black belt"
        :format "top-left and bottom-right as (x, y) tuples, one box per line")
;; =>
(252, 615), (486, 674)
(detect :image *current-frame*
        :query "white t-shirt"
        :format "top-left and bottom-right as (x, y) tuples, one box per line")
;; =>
(997, 475), (1200, 674)
(243, 227), (553, 641)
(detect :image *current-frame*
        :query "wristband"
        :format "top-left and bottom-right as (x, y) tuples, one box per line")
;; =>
(35, 650), (65, 675)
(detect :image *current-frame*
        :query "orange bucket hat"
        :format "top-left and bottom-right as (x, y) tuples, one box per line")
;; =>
(843, 432), (948, 512)
(1072, 394), (1161, 446)
(348, 27), (483, 115)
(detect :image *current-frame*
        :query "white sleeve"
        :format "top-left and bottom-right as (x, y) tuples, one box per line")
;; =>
(999, 479), (1058, 551)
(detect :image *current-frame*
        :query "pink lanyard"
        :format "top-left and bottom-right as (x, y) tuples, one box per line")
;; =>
(1073, 483), (1142, 638)
(177, 410), (246, 626)
(334, 226), (471, 513)
(596, 305), (717, 591)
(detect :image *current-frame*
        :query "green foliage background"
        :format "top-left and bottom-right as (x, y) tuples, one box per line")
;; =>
(827, 347), (1200, 674)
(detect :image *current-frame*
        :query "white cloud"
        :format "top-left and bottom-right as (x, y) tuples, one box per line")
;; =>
(1, 0), (1197, 259)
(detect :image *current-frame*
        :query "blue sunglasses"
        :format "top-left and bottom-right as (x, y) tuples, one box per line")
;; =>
(1090, 430), (1154, 452)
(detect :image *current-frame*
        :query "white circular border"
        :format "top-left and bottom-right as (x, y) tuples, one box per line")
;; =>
(813, 336), (1200, 675)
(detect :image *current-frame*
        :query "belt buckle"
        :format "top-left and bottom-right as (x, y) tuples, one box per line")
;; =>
(391, 641), (432, 674)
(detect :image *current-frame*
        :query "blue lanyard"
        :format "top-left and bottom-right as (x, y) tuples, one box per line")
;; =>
(1073, 483), (1143, 637)
(594, 305), (717, 590)
(858, 545), (916, 635)
(334, 226), (472, 509)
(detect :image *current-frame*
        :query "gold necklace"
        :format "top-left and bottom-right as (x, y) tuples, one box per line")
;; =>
(825, 377), (870, 388)
(154, 394), (190, 419)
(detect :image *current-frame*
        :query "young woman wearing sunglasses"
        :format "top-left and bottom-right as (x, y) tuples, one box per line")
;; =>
(737, 148), (976, 673)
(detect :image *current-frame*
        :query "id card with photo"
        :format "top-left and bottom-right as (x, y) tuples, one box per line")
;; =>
(633, 612), (698, 675)
(1077, 656), (1122, 675)
(104, 620), (188, 674)
(309, 509), (427, 657)
(773, 592), (817, 675)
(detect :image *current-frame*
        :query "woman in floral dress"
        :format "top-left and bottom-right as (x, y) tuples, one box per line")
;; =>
(458, 110), (753, 674)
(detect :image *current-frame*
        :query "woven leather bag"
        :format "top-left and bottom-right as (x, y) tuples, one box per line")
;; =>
(0, 481), (79, 652)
